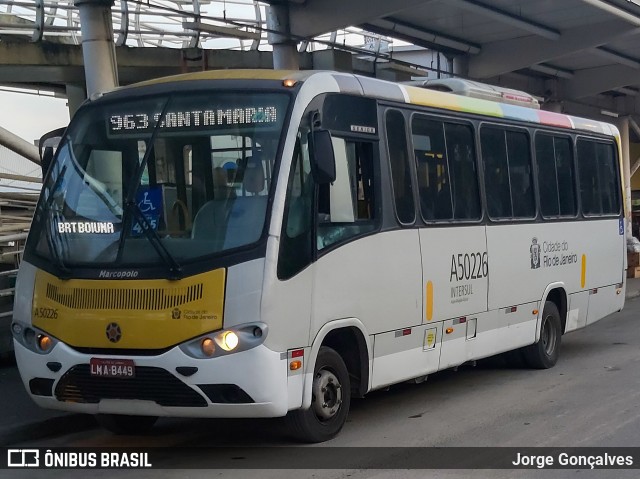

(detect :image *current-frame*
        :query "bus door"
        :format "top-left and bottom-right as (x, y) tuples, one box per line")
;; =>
(411, 116), (489, 369)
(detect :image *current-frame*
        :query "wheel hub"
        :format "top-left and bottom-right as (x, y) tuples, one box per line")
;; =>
(311, 369), (343, 420)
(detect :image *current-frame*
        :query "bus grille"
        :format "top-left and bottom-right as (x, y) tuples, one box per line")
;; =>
(55, 365), (208, 407)
(45, 283), (204, 310)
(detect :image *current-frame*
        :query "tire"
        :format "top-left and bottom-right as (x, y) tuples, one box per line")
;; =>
(96, 414), (158, 435)
(286, 346), (351, 443)
(522, 301), (562, 369)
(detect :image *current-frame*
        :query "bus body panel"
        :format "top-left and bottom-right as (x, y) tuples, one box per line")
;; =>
(418, 225), (489, 323)
(223, 258), (264, 329)
(370, 323), (441, 389)
(310, 230), (423, 338)
(486, 219), (624, 311)
(566, 290), (589, 333)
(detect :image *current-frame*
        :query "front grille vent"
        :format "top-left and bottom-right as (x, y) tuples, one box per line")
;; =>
(55, 365), (207, 407)
(45, 283), (203, 310)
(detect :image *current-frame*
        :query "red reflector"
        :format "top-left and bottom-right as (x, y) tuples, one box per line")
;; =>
(291, 349), (304, 358)
(459, 317), (466, 323)
(402, 328), (411, 336)
(511, 306), (517, 313)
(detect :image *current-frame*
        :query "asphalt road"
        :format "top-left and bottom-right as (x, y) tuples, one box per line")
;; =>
(3, 296), (640, 478)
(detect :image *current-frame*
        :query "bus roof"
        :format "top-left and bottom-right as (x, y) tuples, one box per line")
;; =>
(118, 69), (619, 138)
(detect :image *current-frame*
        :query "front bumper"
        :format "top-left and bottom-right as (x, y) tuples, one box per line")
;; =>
(14, 339), (290, 418)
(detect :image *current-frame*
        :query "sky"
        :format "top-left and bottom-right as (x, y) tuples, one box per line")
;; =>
(0, 90), (70, 144)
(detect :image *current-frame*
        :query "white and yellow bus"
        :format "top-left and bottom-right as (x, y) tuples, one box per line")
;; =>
(12, 70), (626, 442)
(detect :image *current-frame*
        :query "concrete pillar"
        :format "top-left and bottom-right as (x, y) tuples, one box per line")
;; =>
(618, 116), (632, 237)
(66, 83), (87, 118)
(312, 49), (353, 72)
(452, 55), (468, 78)
(74, 0), (118, 96)
(267, 4), (299, 70)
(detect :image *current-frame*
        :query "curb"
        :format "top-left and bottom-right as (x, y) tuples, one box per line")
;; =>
(0, 414), (97, 446)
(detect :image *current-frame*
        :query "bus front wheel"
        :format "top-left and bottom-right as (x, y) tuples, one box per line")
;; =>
(522, 301), (562, 369)
(286, 346), (351, 443)
(96, 414), (158, 435)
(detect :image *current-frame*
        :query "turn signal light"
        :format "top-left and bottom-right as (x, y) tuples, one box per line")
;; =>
(290, 360), (302, 371)
(283, 79), (297, 87)
(37, 334), (53, 352)
(201, 338), (216, 357)
(445, 327), (454, 334)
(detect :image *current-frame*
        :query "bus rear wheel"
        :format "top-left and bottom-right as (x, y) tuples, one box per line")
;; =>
(522, 301), (562, 369)
(286, 346), (351, 443)
(96, 414), (158, 435)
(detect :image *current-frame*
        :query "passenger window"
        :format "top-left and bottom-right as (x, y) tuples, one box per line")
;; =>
(317, 138), (377, 251)
(412, 116), (480, 222)
(445, 123), (481, 220)
(481, 127), (534, 219)
(385, 110), (415, 224)
(536, 134), (576, 218)
(413, 117), (452, 221)
(577, 139), (620, 216)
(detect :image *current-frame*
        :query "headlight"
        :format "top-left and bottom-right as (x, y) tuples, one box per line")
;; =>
(180, 323), (267, 359)
(217, 331), (239, 351)
(12, 322), (58, 355)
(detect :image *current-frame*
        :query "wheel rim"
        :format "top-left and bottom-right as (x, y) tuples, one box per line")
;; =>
(311, 369), (343, 421)
(541, 315), (556, 356)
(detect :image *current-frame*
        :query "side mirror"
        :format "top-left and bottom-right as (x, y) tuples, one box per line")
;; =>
(309, 129), (336, 185)
(38, 127), (66, 178)
(42, 147), (54, 178)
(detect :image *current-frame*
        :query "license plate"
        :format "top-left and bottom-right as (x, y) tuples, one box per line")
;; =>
(90, 358), (135, 378)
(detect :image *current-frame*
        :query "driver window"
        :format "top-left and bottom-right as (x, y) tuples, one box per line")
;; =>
(317, 138), (377, 251)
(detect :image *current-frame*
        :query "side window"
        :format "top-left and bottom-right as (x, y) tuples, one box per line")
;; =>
(413, 116), (452, 221)
(278, 127), (314, 279)
(577, 139), (620, 216)
(481, 127), (534, 219)
(385, 110), (415, 224)
(413, 116), (481, 222)
(507, 130), (535, 218)
(535, 134), (576, 218)
(445, 123), (481, 220)
(317, 138), (377, 251)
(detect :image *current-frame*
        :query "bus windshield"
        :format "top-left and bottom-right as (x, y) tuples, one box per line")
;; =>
(28, 91), (290, 271)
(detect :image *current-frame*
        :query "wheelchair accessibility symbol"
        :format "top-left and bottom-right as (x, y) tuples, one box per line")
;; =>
(138, 191), (156, 213)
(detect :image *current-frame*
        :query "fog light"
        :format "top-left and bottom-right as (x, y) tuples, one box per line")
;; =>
(37, 334), (53, 352)
(201, 338), (216, 357)
(219, 331), (239, 351)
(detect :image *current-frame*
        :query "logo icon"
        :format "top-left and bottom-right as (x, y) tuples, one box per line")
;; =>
(172, 308), (181, 319)
(530, 237), (541, 269)
(7, 449), (39, 467)
(105, 322), (122, 343)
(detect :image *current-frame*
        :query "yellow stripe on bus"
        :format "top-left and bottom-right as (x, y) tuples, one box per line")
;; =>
(426, 281), (434, 321)
(581, 254), (587, 288)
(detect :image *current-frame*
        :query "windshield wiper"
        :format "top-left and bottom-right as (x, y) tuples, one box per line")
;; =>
(114, 97), (183, 279)
(127, 199), (183, 279)
(42, 165), (72, 278)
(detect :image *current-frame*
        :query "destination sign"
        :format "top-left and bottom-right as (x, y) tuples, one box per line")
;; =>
(108, 106), (280, 136)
